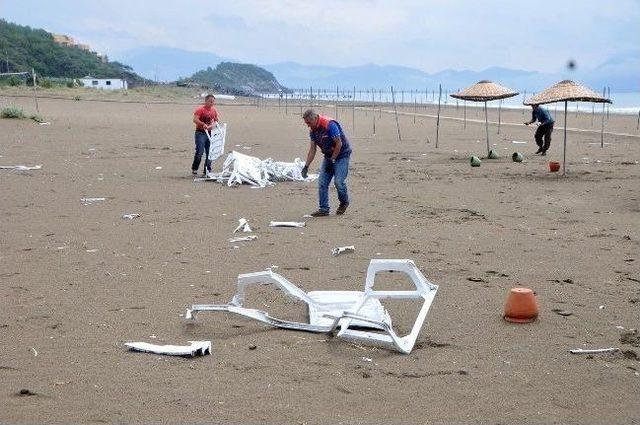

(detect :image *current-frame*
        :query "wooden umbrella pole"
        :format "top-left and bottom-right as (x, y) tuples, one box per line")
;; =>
(413, 93), (417, 124)
(352, 86), (356, 133)
(463, 100), (466, 130)
(371, 87), (376, 135)
(563, 101), (568, 176)
(497, 99), (502, 134)
(600, 88), (606, 148)
(636, 110), (639, 131)
(435, 84), (442, 148)
(391, 86), (402, 141)
(32, 68), (39, 114)
(484, 101), (489, 155)
(285, 92), (288, 114)
(335, 86), (339, 119)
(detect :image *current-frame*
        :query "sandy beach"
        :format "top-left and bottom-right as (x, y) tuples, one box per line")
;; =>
(1, 91), (639, 424)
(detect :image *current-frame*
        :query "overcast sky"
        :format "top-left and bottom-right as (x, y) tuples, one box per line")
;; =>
(2, 0), (638, 72)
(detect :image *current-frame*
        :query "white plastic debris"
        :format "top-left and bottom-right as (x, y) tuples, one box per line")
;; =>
(229, 235), (257, 243)
(0, 164), (42, 171)
(125, 341), (211, 357)
(234, 218), (252, 233)
(81, 197), (106, 205)
(155, 166), (162, 170)
(198, 151), (317, 187)
(122, 213), (140, 220)
(332, 246), (355, 256)
(186, 259), (439, 354)
(569, 348), (619, 355)
(511, 141), (527, 144)
(205, 123), (227, 162)
(270, 221), (306, 228)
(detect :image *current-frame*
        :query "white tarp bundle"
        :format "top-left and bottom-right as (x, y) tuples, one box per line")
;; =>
(202, 151), (317, 188)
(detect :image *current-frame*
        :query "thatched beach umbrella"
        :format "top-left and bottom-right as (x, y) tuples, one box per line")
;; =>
(524, 80), (611, 176)
(450, 81), (519, 155)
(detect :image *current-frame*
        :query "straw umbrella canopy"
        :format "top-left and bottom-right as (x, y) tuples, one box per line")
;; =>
(450, 81), (519, 155)
(524, 80), (611, 176)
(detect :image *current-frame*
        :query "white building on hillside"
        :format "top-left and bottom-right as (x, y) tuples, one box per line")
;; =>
(79, 76), (128, 90)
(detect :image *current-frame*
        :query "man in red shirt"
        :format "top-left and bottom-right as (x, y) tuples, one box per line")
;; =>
(192, 94), (219, 175)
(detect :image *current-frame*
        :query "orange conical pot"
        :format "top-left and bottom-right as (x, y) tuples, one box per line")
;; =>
(503, 287), (539, 323)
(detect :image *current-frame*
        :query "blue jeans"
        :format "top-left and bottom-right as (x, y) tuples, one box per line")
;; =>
(318, 156), (350, 213)
(192, 131), (211, 172)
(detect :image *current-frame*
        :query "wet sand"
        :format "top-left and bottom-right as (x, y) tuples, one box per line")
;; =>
(1, 92), (639, 424)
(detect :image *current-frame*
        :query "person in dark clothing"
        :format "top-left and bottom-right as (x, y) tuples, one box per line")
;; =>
(525, 104), (555, 155)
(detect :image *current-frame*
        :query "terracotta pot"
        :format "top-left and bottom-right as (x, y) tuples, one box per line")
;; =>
(503, 287), (539, 323)
(549, 161), (560, 172)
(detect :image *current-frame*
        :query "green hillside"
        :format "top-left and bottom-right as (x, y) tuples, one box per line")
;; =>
(182, 62), (288, 96)
(0, 19), (144, 85)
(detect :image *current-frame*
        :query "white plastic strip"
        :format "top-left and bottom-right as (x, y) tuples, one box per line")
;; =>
(125, 341), (211, 357)
(269, 221), (306, 228)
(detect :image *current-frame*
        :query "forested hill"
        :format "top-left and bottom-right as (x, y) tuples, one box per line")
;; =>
(183, 62), (288, 96)
(0, 19), (144, 85)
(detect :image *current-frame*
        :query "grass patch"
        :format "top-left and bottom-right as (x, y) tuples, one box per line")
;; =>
(30, 114), (46, 123)
(1, 106), (26, 119)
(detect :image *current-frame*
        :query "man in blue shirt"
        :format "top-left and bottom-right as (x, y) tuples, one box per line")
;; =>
(301, 109), (352, 217)
(525, 104), (555, 155)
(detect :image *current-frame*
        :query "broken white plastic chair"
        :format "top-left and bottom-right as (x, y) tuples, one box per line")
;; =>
(185, 259), (438, 354)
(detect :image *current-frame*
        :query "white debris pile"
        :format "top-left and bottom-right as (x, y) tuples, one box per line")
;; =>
(202, 151), (317, 187)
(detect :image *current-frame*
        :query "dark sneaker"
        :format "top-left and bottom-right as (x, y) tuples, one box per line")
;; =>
(336, 203), (349, 215)
(535, 149), (543, 154)
(192, 169), (198, 175)
(540, 151), (547, 156)
(310, 209), (329, 217)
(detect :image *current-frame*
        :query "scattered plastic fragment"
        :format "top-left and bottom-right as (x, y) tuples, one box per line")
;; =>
(122, 213), (140, 220)
(155, 166), (162, 170)
(125, 341), (211, 357)
(270, 221), (306, 228)
(234, 218), (252, 233)
(569, 348), (619, 355)
(81, 197), (105, 205)
(0, 164), (42, 171)
(229, 235), (257, 243)
(332, 246), (355, 256)
(511, 141), (527, 144)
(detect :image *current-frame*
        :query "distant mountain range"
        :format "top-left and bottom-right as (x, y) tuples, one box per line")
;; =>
(117, 46), (639, 92)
